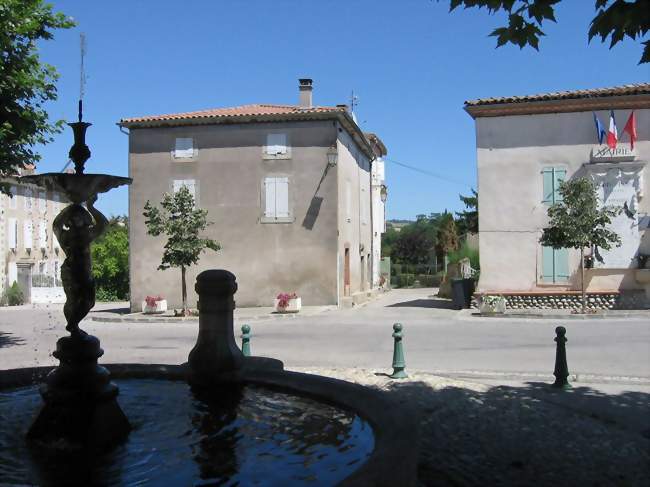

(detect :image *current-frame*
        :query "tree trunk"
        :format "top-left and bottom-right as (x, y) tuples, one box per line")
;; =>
(580, 248), (586, 313)
(181, 265), (188, 316)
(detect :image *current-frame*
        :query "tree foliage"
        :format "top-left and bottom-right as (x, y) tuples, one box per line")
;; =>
(143, 186), (220, 313)
(437, 212), (460, 255)
(0, 0), (74, 183)
(91, 216), (129, 301)
(456, 189), (478, 235)
(445, 0), (650, 63)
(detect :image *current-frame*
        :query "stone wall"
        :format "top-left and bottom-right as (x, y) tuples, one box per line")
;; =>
(472, 291), (647, 311)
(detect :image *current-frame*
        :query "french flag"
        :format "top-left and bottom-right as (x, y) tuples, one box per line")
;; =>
(607, 110), (618, 149)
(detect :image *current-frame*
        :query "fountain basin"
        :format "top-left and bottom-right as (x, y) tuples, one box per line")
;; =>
(0, 362), (419, 486)
(20, 173), (132, 204)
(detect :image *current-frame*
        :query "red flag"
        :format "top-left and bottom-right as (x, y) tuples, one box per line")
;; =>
(623, 111), (637, 150)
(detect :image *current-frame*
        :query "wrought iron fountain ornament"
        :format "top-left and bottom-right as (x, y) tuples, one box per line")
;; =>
(22, 102), (132, 448)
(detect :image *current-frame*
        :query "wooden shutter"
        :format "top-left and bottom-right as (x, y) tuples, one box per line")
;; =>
(264, 177), (276, 217)
(53, 231), (60, 250)
(39, 221), (47, 249)
(553, 169), (566, 203)
(275, 177), (289, 217)
(7, 218), (17, 249)
(9, 186), (17, 209)
(542, 168), (554, 203)
(24, 188), (32, 210)
(39, 191), (47, 212)
(542, 246), (554, 281)
(24, 221), (33, 250)
(554, 247), (569, 281)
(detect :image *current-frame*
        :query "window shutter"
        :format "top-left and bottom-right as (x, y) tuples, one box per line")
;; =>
(53, 231), (60, 250)
(39, 221), (47, 249)
(8, 262), (17, 286)
(264, 177), (276, 217)
(174, 138), (194, 158)
(275, 177), (289, 217)
(542, 168), (554, 203)
(542, 246), (554, 281)
(24, 188), (33, 210)
(24, 221), (33, 250)
(39, 191), (47, 212)
(7, 218), (17, 249)
(9, 186), (17, 209)
(553, 169), (566, 203)
(555, 247), (569, 281)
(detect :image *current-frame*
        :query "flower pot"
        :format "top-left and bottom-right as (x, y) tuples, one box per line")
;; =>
(142, 299), (167, 314)
(274, 297), (301, 313)
(479, 297), (506, 314)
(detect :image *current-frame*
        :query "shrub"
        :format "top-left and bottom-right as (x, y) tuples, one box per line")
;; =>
(3, 282), (25, 306)
(416, 274), (442, 287)
(448, 242), (480, 271)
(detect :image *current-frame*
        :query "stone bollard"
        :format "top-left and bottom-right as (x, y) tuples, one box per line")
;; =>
(188, 270), (244, 385)
(241, 324), (251, 357)
(390, 323), (408, 379)
(552, 326), (571, 389)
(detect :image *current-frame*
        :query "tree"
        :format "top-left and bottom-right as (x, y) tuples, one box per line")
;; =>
(456, 189), (478, 235)
(444, 1), (650, 63)
(143, 186), (221, 315)
(540, 177), (621, 311)
(437, 212), (460, 256)
(91, 216), (129, 301)
(0, 0), (74, 185)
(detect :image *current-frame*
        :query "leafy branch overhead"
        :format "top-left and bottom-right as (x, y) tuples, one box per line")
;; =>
(445, 0), (650, 63)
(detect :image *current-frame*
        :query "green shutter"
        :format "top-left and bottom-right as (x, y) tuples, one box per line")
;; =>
(542, 246), (555, 281)
(542, 168), (554, 203)
(553, 169), (566, 203)
(555, 247), (569, 282)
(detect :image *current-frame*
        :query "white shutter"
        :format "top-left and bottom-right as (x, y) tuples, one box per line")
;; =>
(9, 186), (17, 209)
(266, 133), (287, 155)
(39, 220), (47, 249)
(174, 138), (194, 158)
(7, 218), (17, 249)
(53, 231), (60, 250)
(8, 262), (17, 287)
(53, 192), (60, 213)
(264, 177), (276, 217)
(275, 177), (289, 217)
(39, 191), (47, 212)
(24, 188), (33, 210)
(24, 221), (33, 250)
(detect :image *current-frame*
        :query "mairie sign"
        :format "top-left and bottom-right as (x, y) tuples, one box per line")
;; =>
(590, 146), (636, 162)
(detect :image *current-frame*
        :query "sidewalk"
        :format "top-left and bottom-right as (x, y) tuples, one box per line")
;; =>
(460, 308), (650, 320)
(86, 302), (336, 324)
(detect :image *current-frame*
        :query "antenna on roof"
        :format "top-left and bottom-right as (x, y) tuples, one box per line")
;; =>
(78, 32), (87, 122)
(350, 90), (359, 114)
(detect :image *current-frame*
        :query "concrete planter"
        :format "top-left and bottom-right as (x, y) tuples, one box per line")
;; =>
(274, 297), (301, 313)
(479, 297), (507, 314)
(141, 299), (167, 314)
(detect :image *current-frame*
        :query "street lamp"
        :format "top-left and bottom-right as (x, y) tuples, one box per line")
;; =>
(327, 145), (338, 166)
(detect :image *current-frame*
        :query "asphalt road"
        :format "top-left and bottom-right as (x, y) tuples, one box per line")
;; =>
(1, 289), (649, 388)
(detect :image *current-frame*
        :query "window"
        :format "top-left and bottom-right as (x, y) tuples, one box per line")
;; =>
(542, 167), (566, 204)
(9, 186), (17, 209)
(172, 179), (198, 205)
(39, 220), (47, 249)
(24, 188), (33, 211)
(39, 190), (47, 212)
(24, 220), (33, 250)
(173, 138), (195, 159)
(541, 246), (569, 283)
(264, 133), (289, 157)
(7, 218), (17, 250)
(262, 176), (291, 222)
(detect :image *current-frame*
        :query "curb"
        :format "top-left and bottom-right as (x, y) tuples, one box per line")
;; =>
(86, 311), (323, 324)
(460, 309), (650, 320)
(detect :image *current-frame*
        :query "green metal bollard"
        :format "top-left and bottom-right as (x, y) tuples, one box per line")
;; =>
(390, 323), (408, 379)
(552, 326), (571, 389)
(241, 324), (251, 357)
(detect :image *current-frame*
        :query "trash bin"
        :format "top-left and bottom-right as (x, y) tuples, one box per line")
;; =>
(451, 278), (475, 310)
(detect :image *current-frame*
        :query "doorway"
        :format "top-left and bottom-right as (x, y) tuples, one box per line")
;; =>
(360, 255), (365, 291)
(344, 247), (350, 297)
(16, 263), (33, 304)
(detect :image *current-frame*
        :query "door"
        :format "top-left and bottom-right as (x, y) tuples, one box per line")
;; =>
(16, 263), (33, 304)
(344, 248), (350, 297)
(360, 255), (365, 291)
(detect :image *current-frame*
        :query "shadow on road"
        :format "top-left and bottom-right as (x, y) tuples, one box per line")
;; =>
(89, 306), (130, 315)
(375, 379), (650, 486)
(0, 331), (25, 349)
(386, 298), (456, 310)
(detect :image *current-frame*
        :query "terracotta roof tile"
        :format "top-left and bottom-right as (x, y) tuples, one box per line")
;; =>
(465, 83), (650, 107)
(120, 104), (345, 124)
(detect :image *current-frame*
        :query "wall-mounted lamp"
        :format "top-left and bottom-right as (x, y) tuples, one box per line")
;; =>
(380, 184), (388, 203)
(327, 145), (338, 166)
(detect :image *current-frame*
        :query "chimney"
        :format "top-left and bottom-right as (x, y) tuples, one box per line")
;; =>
(299, 78), (313, 108)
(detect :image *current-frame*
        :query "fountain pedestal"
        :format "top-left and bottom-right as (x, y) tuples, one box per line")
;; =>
(28, 333), (130, 448)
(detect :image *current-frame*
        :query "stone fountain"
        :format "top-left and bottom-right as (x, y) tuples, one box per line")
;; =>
(21, 102), (132, 449)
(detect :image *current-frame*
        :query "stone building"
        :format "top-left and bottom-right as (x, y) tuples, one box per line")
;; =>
(1, 167), (66, 304)
(119, 79), (387, 309)
(465, 83), (650, 308)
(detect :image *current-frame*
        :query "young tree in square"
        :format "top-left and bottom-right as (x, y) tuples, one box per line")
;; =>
(143, 186), (221, 316)
(540, 177), (621, 311)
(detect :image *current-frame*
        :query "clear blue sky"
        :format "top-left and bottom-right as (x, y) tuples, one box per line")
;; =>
(36, 0), (648, 219)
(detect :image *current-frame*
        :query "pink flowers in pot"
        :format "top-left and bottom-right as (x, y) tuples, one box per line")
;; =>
(145, 295), (164, 308)
(276, 292), (298, 309)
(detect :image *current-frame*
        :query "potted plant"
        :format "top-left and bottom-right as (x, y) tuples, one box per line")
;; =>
(142, 295), (167, 314)
(274, 292), (301, 313)
(479, 295), (507, 314)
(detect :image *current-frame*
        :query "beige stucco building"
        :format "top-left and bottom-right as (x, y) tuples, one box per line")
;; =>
(465, 83), (650, 306)
(119, 80), (386, 309)
(1, 167), (65, 304)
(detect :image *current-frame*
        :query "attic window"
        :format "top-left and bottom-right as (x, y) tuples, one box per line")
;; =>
(265, 133), (288, 156)
(173, 138), (195, 159)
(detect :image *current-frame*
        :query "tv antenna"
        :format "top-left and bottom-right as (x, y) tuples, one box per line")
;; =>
(78, 32), (87, 121)
(350, 90), (359, 113)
